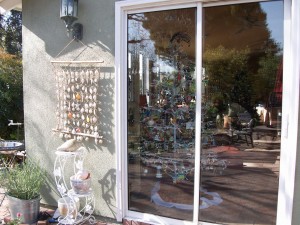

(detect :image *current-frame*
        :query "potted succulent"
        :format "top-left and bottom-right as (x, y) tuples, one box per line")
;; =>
(0, 159), (46, 224)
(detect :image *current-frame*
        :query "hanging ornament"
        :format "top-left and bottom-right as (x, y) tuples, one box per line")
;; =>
(92, 116), (97, 124)
(94, 69), (99, 82)
(68, 112), (73, 119)
(76, 93), (81, 100)
(59, 133), (64, 139)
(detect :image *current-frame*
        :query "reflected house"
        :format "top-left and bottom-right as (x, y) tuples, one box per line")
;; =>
(1, 0), (300, 225)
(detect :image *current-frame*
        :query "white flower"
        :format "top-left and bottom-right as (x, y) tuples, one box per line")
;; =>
(85, 205), (93, 214)
(57, 184), (67, 195)
(53, 167), (61, 177)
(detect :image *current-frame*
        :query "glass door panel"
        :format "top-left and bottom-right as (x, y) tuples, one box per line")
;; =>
(127, 8), (196, 221)
(200, 1), (283, 224)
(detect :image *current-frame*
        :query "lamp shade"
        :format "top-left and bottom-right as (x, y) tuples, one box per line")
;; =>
(60, 0), (79, 29)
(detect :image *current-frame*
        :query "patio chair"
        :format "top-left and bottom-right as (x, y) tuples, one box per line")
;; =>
(233, 118), (254, 148)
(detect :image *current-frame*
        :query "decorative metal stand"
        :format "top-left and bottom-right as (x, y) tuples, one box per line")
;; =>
(54, 148), (95, 224)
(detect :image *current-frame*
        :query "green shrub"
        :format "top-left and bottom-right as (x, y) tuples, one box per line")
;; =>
(0, 160), (46, 200)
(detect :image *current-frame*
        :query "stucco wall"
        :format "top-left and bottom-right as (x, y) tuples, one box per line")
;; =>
(292, 102), (300, 224)
(22, 0), (117, 219)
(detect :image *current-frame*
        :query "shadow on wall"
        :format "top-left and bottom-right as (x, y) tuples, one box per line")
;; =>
(97, 67), (115, 154)
(23, 0), (116, 58)
(98, 169), (117, 218)
(71, 66), (115, 154)
(41, 171), (62, 206)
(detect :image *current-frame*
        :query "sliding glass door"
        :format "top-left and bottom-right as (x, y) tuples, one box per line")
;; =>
(124, 1), (283, 224)
(200, 1), (283, 224)
(127, 8), (197, 221)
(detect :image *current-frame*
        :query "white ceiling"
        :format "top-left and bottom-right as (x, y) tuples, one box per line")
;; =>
(0, 0), (22, 14)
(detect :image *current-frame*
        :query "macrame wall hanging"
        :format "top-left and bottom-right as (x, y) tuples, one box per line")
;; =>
(51, 39), (104, 144)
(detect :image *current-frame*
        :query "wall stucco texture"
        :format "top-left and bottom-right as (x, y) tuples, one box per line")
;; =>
(22, 0), (117, 219)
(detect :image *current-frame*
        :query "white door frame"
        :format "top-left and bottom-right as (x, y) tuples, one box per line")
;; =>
(276, 0), (299, 224)
(115, 0), (297, 224)
(116, 3), (202, 224)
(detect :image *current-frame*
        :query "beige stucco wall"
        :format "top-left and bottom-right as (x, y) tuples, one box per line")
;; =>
(292, 101), (300, 224)
(22, 0), (117, 219)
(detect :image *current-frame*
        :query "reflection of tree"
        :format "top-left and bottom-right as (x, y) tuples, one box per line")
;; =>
(128, 13), (156, 66)
(143, 8), (196, 65)
(127, 8), (196, 100)
(203, 3), (282, 116)
(253, 49), (281, 105)
(128, 3), (282, 117)
(204, 3), (279, 56)
(203, 46), (251, 113)
(129, 8), (196, 68)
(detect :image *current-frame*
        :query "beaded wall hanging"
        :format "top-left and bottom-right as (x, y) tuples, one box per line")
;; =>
(52, 60), (104, 144)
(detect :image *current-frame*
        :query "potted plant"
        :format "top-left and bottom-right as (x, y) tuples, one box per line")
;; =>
(0, 159), (46, 224)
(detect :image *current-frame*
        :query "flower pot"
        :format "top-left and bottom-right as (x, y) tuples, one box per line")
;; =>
(7, 195), (41, 224)
(57, 196), (80, 219)
(70, 176), (91, 194)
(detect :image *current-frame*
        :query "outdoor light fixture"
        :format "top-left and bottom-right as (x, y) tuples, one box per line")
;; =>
(60, 0), (83, 40)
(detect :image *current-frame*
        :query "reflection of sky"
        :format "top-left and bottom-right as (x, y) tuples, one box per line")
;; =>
(260, 1), (283, 47)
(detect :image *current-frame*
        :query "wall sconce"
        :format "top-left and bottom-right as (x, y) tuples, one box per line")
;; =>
(60, 0), (83, 40)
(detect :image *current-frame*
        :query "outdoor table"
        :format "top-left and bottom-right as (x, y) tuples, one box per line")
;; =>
(0, 140), (25, 167)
